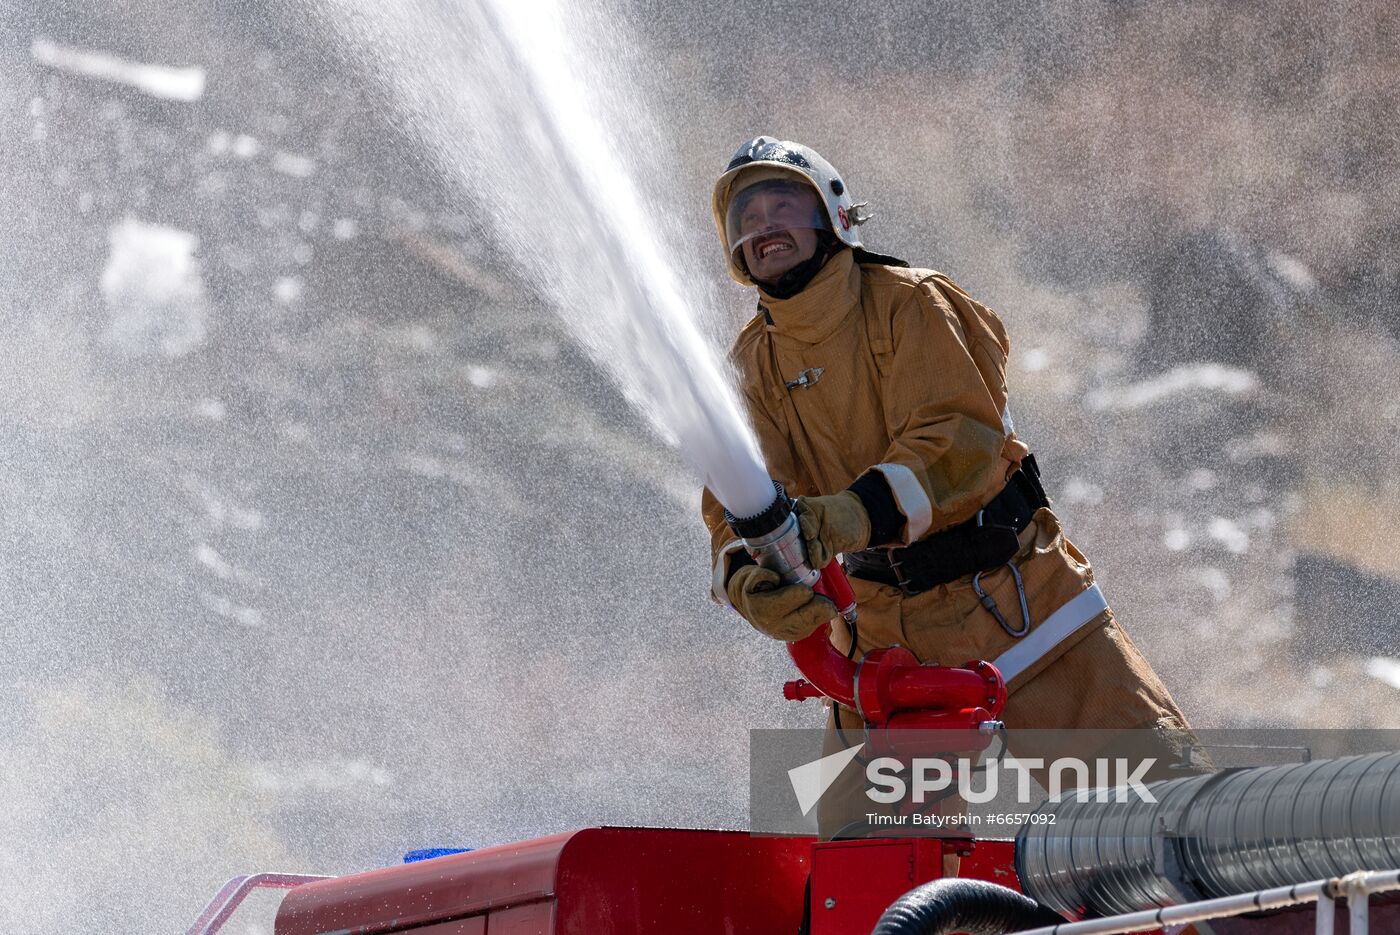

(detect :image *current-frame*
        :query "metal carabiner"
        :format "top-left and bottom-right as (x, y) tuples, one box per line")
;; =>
(971, 561), (1032, 638)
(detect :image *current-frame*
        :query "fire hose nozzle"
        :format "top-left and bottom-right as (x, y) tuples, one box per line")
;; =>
(723, 483), (857, 625)
(723, 482), (820, 589)
(724, 478), (1006, 730)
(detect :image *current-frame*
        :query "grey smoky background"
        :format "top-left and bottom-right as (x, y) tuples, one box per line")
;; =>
(2, 1), (1398, 931)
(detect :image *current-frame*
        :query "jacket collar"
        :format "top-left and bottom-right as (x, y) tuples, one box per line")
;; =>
(756, 249), (861, 344)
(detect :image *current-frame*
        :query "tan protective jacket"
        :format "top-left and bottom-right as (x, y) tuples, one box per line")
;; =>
(701, 248), (1189, 734)
(702, 248), (1030, 587)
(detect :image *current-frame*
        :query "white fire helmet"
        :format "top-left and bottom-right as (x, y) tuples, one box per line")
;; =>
(712, 136), (872, 285)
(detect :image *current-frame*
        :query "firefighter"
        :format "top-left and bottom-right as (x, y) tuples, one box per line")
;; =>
(701, 137), (1196, 833)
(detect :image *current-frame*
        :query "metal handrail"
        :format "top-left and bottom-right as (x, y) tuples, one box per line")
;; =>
(185, 872), (330, 935)
(1011, 869), (1400, 935)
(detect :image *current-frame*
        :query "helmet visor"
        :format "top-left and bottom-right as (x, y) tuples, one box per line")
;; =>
(724, 178), (829, 257)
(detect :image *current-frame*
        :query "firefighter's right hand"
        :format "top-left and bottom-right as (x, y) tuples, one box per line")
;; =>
(726, 564), (837, 642)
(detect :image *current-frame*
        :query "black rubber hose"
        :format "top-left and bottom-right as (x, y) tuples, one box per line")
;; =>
(871, 878), (1066, 935)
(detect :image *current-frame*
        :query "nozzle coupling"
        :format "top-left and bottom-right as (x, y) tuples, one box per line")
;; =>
(724, 481), (819, 589)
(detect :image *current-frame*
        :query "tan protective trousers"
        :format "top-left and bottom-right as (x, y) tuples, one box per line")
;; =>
(816, 508), (1194, 837)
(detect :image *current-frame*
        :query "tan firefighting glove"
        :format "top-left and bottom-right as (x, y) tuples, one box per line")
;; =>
(727, 564), (837, 642)
(795, 491), (871, 569)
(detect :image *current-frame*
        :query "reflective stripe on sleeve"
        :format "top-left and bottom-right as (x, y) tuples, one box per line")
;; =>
(992, 583), (1109, 686)
(712, 539), (747, 606)
(872, 463), (933, 543)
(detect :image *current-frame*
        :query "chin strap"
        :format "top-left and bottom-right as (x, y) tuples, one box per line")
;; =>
(755, 233), (844, 299)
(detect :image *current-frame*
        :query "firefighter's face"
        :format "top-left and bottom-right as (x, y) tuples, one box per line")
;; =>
(736, 184), (822, 283)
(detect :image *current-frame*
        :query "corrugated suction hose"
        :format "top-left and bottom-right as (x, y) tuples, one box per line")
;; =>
(871, 878), (1066, 935)
(1016, 750), (1400, 917)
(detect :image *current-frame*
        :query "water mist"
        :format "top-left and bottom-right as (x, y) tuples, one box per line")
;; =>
(317, 0), (775, 517)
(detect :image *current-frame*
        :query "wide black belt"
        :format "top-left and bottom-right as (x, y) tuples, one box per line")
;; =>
(843, 455), (1050, 595)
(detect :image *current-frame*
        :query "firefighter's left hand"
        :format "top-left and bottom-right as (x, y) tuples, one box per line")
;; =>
(796, 491), (871, 568)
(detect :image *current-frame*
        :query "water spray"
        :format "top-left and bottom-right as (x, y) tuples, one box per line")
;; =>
(321, 0), (1006, 740)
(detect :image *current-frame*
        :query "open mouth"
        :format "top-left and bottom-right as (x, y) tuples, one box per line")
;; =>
(754, 233), (795, 261)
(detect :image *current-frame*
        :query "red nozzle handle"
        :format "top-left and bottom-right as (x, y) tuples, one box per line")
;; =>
(814, 559), (857, 618)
